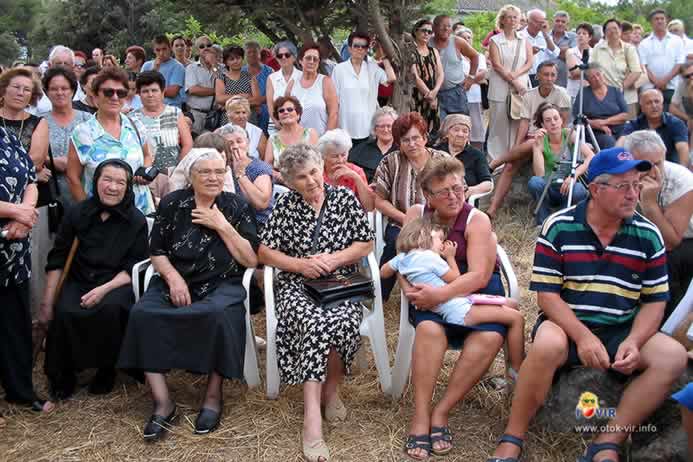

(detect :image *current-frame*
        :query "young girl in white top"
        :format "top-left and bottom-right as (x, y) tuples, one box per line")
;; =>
(380, 217), (525, 376)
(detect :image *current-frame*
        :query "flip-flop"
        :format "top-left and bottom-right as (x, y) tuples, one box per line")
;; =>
(404, 434), (431, 461)
(430, 425), (453, 456)
(303, 438), (330, 462)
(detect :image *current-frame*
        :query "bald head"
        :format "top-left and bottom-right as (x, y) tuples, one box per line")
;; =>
(527, 9), (547, 34)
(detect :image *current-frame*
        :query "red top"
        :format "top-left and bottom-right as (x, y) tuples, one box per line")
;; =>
(324, 162), (368, 199)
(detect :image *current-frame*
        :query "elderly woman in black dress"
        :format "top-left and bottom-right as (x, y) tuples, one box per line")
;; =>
(118, 149), (259, 440)
(38, 159), (148, 400)
(258, 144), (374, 462)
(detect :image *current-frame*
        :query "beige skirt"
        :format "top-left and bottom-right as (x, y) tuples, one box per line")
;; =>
(487, 101), (521, 161)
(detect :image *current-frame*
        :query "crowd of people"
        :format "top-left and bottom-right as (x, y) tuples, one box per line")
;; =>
(1, 5), (693, 462)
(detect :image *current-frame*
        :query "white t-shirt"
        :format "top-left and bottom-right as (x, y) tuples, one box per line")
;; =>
(519, 28), (559, 75)
(638, 32), (686, 91)
(332, 59), (387, 139)
(566, 47), (590, 99)
(660, 161), (693, 238)
(462, 54), (487, 104)
(267, 68), (302, 134)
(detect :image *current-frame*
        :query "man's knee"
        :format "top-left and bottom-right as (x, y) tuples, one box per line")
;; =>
(642, 333), (688, 379)
(529, 321), (569, 367)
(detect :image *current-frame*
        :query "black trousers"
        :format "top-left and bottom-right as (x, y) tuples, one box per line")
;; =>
(0, 281), (37, 403)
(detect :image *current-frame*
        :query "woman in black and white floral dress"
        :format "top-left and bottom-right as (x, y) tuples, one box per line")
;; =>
(259, 143), (374, 462)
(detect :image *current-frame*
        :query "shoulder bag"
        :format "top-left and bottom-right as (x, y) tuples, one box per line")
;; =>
(302, 190), (374, 308)
(36, 146), (65, 233)
(506, 37), (524, 121)
(204, 73), (223, 131)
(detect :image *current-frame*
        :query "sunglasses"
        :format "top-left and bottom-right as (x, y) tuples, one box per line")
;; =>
(276, 52), (293, 59)
(278, 106), (295, 114)
(74, 63), (86, 68)
(351, 43), (369, 49)
(198, 43), (212, 49)
(685, 73), (693, 80)
(418, 28), (434, 34)
(101, 88), (128, 99)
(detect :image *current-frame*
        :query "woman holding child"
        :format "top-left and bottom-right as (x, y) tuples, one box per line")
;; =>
(397, 156), (523, 460)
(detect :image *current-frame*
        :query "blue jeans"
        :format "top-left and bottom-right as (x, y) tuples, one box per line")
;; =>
(438, 86), (469, 121)
(528, 176), (587, 225)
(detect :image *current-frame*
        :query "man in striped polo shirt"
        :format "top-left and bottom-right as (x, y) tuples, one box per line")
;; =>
(489, 147), (687, 462)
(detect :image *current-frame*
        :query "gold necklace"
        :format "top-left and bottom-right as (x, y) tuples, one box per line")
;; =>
(0, 109), (26, 146)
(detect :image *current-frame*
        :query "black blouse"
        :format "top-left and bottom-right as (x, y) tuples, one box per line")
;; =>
(435, 142), (492, 187)
(45, 199), (149, 285)
(150, 188), (259, 299)
(0, 114), (42, 152)
(348, 138), (397, 183)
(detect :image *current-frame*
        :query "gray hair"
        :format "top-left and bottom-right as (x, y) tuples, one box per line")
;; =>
(370, 106), (398, 137)
(527, 9), (546, 20)
(623, 130), (667, 157)
(215, 124), (249, 141)
(553, 10), (570, 20)
(244, 41), (261, 51)
(279, 143), (324, 181)
(591, 173), (612, 185)
(49, 45), (75, 64)
(455, 26), (472, 37)
(592, 25), (603, 40)
(273, 41), (298, 58)
(317, 129), (352, 157)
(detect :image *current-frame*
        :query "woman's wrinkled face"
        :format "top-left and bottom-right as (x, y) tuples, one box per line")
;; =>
(447, 123), (470, 147)
(3, 76), (33, 110)
(278, 101), (299, 125)
(96, 165), (128, 207)
(399, 126), (427, 158)
(96, 79), (128, 113)
(138, 82), (164, 110)
(289, 162), (324, 199)
(323, 147), (348, 175)
(191, 158), (226, 197)
(228, 107), (249, 126)
(586, 69), (605, 89)
(424, 173), (466, 217)
(301, 49), (320, 74)
(46, 75), (74, 108)
(223, 132), (249, 159)
(374, 115), (394, 142)
(541, 108), (563, 134)
(276, 47), (296, 69)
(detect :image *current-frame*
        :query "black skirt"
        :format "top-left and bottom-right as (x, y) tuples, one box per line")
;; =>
(44, 280), (134, 384)
(117, 277), (247, 380)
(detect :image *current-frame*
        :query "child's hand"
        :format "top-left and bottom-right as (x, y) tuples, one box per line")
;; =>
(442, 240), (457, 258)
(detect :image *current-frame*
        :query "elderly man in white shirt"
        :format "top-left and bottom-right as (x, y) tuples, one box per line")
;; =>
(332, 31), (396, 145)
(519, 9), (558, 87)
(639, 8), (686, 111)
(28, 45), (76, 116)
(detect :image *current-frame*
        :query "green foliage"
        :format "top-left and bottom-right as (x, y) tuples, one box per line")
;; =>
(462, 12), (497, 49)
(420, 0), (458, 18)
(0, 32), (21, 66)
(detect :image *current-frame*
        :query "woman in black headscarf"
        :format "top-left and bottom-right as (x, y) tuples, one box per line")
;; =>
(38, 159), (149, 400)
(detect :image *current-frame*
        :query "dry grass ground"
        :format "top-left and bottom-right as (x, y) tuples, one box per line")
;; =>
(1, 201), (588, 461)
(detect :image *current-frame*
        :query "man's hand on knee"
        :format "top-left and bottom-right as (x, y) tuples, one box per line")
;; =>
(612, 339), (640, 375)
(576, 331), (611, 370)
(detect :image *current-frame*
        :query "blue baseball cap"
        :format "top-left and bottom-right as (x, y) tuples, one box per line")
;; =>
(586, 147), (651, 183)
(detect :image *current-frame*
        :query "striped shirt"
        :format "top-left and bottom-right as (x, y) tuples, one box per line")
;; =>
(530, 199), (669, 325)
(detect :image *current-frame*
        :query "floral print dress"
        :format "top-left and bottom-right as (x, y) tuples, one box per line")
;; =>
(260, 185), (375, 384)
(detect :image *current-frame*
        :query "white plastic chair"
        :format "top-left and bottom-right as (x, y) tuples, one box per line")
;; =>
(661, 279), (693, 340)
(263, 252), (391, 399)
(390, 244), (519, 399)
(131, 259), (261, 388)
(467, 179), (494, 209)
(373, 210), (386, 262)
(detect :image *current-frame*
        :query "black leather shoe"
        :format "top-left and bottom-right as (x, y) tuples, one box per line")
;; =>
(193, 406), (222, 434)
(143, 404), (177, 441)
(88, 368), (116, 395)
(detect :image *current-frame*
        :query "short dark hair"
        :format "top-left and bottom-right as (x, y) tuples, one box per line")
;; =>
(272, 95), (303, 119)
(603, 18), (621, 32)
(537, 60), (557, 73)
(621, 21), (633, 33)
(171, 35), (186, 45)
(222, 46), (244, 63)
(152, 35), (171, 47)
(42, 66), (79, 96)
(347, 31), (370, 46)
(412, 19), (433, 36)
(452, 21), (465, 29)
(648, 8), (667, 20)
(136, 70), (165, 91)
(298, 43), (321, 61)
(80, 65), (100, 87)
(91, 67), (129, 94)
(576, 22), (594, 37)
(433, 15), (450, 28)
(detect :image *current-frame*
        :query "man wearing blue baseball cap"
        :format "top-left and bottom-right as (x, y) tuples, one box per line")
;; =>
(488, 147), (687, 462)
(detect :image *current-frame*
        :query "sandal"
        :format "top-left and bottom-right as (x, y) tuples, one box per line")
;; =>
(303, 438), (330, 462)
(404, 434), (431, 461)
(430, 426), (453, 456)
(577, 442), (621, 462)
(324, 395), (347, 423)
(487, 433), (524, 462)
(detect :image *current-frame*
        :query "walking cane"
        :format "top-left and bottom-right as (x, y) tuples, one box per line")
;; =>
(32, 238), (80, 365)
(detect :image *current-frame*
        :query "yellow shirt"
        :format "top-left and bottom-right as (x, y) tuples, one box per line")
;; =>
(590, 40), (641, 104)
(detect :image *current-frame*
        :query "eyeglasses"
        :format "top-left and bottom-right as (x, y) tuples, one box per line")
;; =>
(276, 52), (293, 59)
(418, 28), (434, 34)
(278, 106), (296, 114)
(351, 42), (369, 50)
(429, 184), (466, 199)
(101, 88), (129, 99)
(195, 168), (227, 178)
(400, 134), (423, 145)
(198, 43), (212, 49)
(598, 181), (643, 193)
(303, 55), (320, 62)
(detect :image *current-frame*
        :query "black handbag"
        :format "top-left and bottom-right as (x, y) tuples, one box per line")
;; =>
(204, 75), (222, 131)
(36, 146), (64, 233)
(302, 190), (374, 307)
